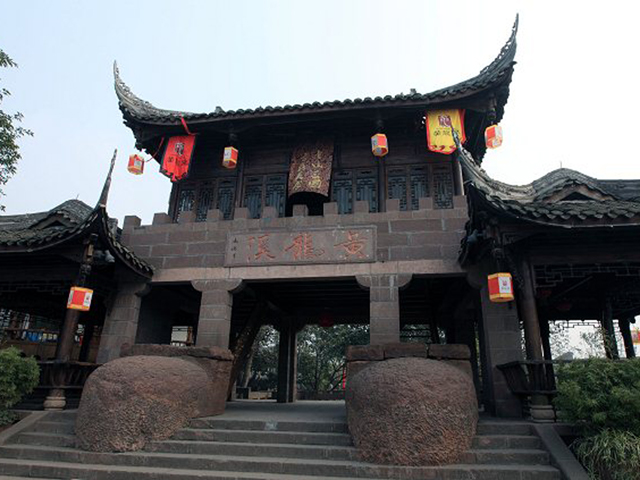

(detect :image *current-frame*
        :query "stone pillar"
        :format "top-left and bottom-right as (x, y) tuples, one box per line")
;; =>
(96, 282), (150, 364)
(192, 279), (243, 349)
(478, 286), (523, 418)
(619, 317), (637, 359)
(276, 319), (298, 403)
(356, 274), (412, 345)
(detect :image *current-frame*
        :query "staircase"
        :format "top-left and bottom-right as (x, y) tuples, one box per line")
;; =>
(0, 404), (562, 480)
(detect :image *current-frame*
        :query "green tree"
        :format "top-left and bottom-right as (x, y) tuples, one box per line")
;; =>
(0, 347), (40, 426)
(0, 49), (32, 210)
(296, 324), (368, 395)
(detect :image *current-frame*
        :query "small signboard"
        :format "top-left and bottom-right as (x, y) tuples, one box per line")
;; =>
(225, 227), (376, 267)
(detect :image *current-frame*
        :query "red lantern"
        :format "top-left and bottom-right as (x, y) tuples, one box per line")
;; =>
(67, 287), (93, 311)
(223, 146), (238, 169)
(485, 124), (503, 149)
(556, 301), (572, 312)
(127, 154), (144, 175)
(319, 313), (334, 328)
(371, 133), (388, 157)
(487, 273), (514, 303)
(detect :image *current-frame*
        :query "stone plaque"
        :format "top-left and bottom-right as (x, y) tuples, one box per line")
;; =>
(225, 227), (376, 266)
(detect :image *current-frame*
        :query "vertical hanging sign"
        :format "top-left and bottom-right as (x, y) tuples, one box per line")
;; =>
(160, 135), (196, 182)
(426, 109), (466, 155)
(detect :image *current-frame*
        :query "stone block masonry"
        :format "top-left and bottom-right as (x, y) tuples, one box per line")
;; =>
(120, 196), (468, 282)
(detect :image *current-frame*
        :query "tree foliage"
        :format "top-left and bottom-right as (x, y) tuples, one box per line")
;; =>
(0, 347), (40, 426)
(296, 324), (368, 395)
(0, 49), (32, 210)
(244, 324), (369, 395)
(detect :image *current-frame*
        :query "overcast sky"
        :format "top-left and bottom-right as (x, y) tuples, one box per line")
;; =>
(2, 0), (639, 223)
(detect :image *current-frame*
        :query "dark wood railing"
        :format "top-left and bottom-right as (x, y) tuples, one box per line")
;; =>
(37, 361), (100, 390)
(497, 360), (558, 397)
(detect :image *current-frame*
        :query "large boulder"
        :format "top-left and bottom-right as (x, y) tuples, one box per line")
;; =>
(346, 357), (478, 466)
(76, 348), (231, 452)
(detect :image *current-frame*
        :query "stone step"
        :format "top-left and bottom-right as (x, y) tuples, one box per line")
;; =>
(476, 422), (533, 436)
(36, 411), (77, 423)
(145, 439), (357, 461)
(0, 445), (559, 479)
(472, 434), (541, 449)
(11, 432), (77, 448)
(146, 441), (548, 466)
(173, 428), (354, 446)
(12, 430), (542, 455)
(24, 421), (75, 435)
(0, 457), (562, 480)
(189, 417), (349, 433)
(462, 449), (549, 465)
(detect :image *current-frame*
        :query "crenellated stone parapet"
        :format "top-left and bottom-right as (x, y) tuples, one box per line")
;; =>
(119, 196), (468, 280)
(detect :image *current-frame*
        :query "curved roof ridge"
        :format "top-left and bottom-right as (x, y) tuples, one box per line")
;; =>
(114, 15), (519, 124)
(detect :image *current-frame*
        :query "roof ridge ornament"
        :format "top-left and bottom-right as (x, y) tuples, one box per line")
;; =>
(113, 61), (191, 119)
(478, 14), (519, 77)
(97, 149), (117, 208)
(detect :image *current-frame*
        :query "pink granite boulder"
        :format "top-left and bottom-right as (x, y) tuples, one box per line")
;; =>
(346, 357), (478, 466)
(76, 350), (231, 452)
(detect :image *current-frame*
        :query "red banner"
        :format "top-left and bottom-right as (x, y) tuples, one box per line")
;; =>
(160, 135), (196, 182)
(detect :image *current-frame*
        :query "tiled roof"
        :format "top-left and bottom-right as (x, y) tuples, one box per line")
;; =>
(114, 18), (518, 126)
(0, 200), (93, 243)
(454, 134), (640, 227)
(0, 202), (153, 277)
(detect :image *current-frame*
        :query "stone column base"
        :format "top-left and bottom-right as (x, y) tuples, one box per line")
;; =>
(530, 404), (556, 423)
(43, 389), (66, 411)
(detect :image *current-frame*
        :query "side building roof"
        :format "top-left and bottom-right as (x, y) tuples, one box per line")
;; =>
(0, 155), (153, 278)
(454, 134), (640, 228)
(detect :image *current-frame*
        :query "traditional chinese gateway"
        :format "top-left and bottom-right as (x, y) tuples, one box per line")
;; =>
(1, 16), (640, 435)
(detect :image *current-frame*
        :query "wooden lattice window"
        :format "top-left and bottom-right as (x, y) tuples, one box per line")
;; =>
(196, 184), (215, 222)
(387, 165), (429, 211)
(243, 174), (287, 219)
(331, 171), (353, 214)
(331, 169), (378, 214)
(265, 175), (287, 217)
(173, 178), (236, 222)
(432, 163), (454, 209)
(176, 187), (196, 221)
(216, 179), (236, 220)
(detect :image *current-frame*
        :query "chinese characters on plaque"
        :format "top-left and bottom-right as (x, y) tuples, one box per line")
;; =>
(225, 227), (375, 266)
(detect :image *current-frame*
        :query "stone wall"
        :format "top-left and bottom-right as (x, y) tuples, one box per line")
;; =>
(345, 343), (473, 381)
(120, 195), (467, 279)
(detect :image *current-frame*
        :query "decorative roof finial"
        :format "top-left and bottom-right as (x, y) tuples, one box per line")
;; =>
(97, 149), (117, 208)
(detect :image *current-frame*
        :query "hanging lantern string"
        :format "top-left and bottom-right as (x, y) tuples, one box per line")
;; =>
(180, 116), (195, 136)
(139, 137), (166, 164)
